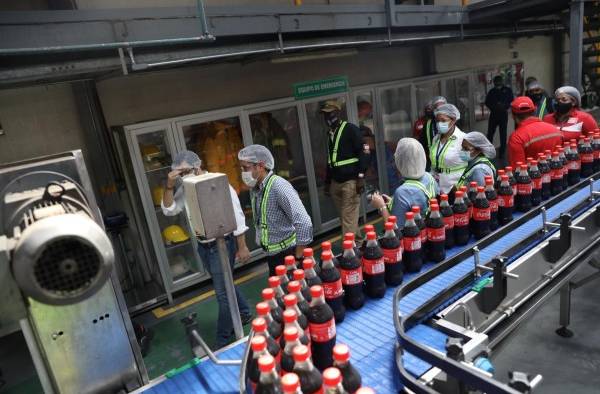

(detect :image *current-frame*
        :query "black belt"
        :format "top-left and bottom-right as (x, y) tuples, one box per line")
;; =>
(197, 233), (233, 248)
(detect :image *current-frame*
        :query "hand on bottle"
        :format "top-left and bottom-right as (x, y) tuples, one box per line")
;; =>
(370, 192), (386, 209)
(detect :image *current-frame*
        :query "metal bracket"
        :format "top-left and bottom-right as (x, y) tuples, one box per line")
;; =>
(476, 257), (513, 314)
(543, 213), (585, 263)
(181, 313), (241, 366)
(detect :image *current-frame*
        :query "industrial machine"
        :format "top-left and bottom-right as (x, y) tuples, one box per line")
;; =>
(0, 151), (147, 394)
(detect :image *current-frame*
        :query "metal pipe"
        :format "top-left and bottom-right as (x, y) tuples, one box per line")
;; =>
(217, 237), (244, 340)
(191, 330), (242, 365)
(475, 264), (519, 279)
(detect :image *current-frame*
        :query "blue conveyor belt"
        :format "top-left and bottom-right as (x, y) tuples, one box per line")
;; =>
(143, 181), (600, 394)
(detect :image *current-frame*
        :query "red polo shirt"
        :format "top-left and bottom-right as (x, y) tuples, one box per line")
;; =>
(543, 108), (599, 141)
(508, 117), (563, 168)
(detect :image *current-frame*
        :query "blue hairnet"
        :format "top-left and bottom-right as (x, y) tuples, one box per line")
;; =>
(171, 150), (201, 170)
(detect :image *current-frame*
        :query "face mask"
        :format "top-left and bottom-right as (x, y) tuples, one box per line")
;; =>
(437, 121), (451, 134)
(556, 101), (573, 115)
(528, 93), (543, 102)
(459, 150), (472, 162)
(241, 171), (257, 187)
(325, 113), (339, 128)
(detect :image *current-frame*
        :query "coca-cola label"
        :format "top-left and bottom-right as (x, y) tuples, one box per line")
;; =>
(570, 160), (581, 170)
(489, 199), (499, 212)
(473, 207), (491, 221)
(426, 227), (445, 242)
(383, 247), (402, 264)
(467, 206), (473, 218)
(542, 174), (551, 184)
(340, 268), (363, 285)
(309, 318), (336, 343)
(403, 236), (421, 252)
(498, 194), (514, 208)
(551, 169), (563, 180)
(582, 153), (594, 163)
(594, 150), (600, 160)
(532, 178), (543, 189)
(362, 258), (385, 275)
(420, 229), (427, 243)
(517, 183), (532, 195)
(454, 212), (469, 227)
(512, 185), (517, 195)
(443, 215), (454, 229)
(322, 280), (343, 299)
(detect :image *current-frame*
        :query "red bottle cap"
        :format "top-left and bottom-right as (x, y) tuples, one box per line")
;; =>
(553, 150), (559, 156)
(283, 327), (299, 342)
(321, 250), (332, 260)
(505, 166), (513, 172)
(344, 232), (355, 241)
(283, 294), (297, 307)
(388, 215), (397, 223)
(455, 190), (464, 198)
(430, 203), (439, 211)
(292, 345), (310, 362)
(520, 164), (528, 171)
(285, 256), (295, 266)
(571, 142), (577, 148)
(405, 211), (414, 220)
(323, 367), (342, 387)
(303, 248), (313, 257)
(501, 175), (509, 181)
(262, 288), (275, 300)
(440, 194), (449, 201)
(459, 186), (467, 192)
(281, 373), (300, 393)
(333, 344), (350, 362)
(366, 231), (376, 240)
(477, 186), (484, 193)
(310, 285), (324, 299)
(570, 139), (576, 144)
(302, 258), (314, 270)
(411, 206), (421, 213)
(282, 309), (297, 323)
(385, 222), (394, 231)
(321, 241), (332, 251)
(343, 240), (353, 250)
(251, 335), (267, 352)
(287, 281), (301, 293)
(275, 265), (286, 276)
(268, 276), (281, 288)
(364, 224), (375, 233)
(485, 177), (493, 185)
(469, 181), (478, 188)
(429, 198), (438, 206)
(256, 302), (270, 316)
(252, 317), (267, 332)
(515, 162), (522, 168)
(258, 354), (275, 373)
(293, 270), (304, 281)
(497, 169), (506, 175)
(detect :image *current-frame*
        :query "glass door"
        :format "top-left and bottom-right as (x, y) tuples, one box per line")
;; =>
(444, 76), (471, 131)
(353, 91), (380, 192)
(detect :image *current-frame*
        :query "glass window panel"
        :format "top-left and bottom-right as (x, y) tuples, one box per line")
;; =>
(355, 91), (379, 189)
(415, 81), (441, 116)
(445, 77), (471, 131)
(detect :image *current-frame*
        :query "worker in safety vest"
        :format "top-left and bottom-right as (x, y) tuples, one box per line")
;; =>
(525, 80), (553, 119)
(509, 96), (563, 169)
(430, 103), (468, 194)
(369, 138), (438, 227)
(321, 100), (370, 237)
(414, 96), (447, 171)
(238, 144), (313, 276)
(453, 132), (497, 191)
(543, 86), (600, 141)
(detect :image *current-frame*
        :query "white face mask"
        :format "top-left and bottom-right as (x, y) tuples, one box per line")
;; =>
(241, 171), (257, 187)
(437, 121), (451, 134)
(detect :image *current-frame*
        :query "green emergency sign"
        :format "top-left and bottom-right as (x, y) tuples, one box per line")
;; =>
(293, 76), (349, 100)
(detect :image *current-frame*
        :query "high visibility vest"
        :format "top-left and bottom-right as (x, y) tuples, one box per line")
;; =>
(537, 97), (548, 120)
(387, 173), (436, 212)
(429, 135), (468, 174)
(425, 119), (433, 147)
(456, 156), (497, 189)
(328, 121), (360, 167)
(251, 175), (297, 253)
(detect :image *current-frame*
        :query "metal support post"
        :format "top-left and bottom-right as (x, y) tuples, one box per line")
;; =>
(569, 0), (584, 91)
(216, 237), (244, 340)
(556, 282), (573, 338)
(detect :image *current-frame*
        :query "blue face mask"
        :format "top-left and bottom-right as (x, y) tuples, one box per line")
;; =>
(437, 121), (451, 134)
(459, 150), (471, 162)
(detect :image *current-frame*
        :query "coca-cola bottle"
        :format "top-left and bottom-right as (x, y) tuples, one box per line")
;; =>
(468, 181), (478, 206)
(321, 241), (340, 268)
(380, 222), (404, 286)
(338, 240), (365, 310)
(255, 354), (283, 394)
(426, 203), (446, 262)
(528, 160), (542, 206)
(387, 215), (402, 239)
(302, 258), (322, 288)
(292, 270), (312, 302)
(550, 151), (563, 196)
(505, 166), (517, 196)
(515, 164), (532, 212)
(319, 251), (345, 323)
(567, 142), (581, 185)
(293, 345), (323, 394)
(284, 256), (297, 280)
(276, 265), (290, 295)
(303, 248), (321, 276)
(580, 137), (594, 178)
(333, 344), (362, 393)
(257, 302), (283, 343)
(439, 194), (455, 248)
(497, 175), (514, 225)
(249, 336), (274, 391)
(262, 288), (284, 324)
(537, 153), (551, 200)
(322, 368), (345, 394)
(268, 276), (287, 310)
(593, 133), (600, 173)
(556, 147), (568, 190)
(453, 190), (470, 245)
(495, 169), (506, 191)
(343, 232), (362, 258)
(459, 185), (473, 223)
(282, 309), (310, 347)
(281, 327), (302, 374)
(472, 186), (491, 239)
(412, 206), (427, 253)
(484, 176), (499, 231)
(359, 225), (375, 256)
(402, 212), (423, 273)
(281, 373), (301, 394)
(307, 285), (337, 371)
(283, 295), (310, 342)
(361, 231), (386, 298)
(287, 281), (311, 316)
(253, 317), (281, 363)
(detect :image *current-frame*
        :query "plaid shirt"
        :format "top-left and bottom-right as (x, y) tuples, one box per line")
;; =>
(251, 171), (313, 255)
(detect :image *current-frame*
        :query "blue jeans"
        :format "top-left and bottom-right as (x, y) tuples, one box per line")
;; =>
(197, 236), (250, 348)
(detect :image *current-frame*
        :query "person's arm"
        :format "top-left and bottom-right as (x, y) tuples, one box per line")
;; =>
(229, 185), (250, 262)
(581, 112), (600, 136)
(275, 179), (313, 257)
(369, 192), (391, 221)
(505, 88), (514, 110)
(508, 133), (526, 169)
(485, 90), (494, 110)
(162, 169), (181, 213)
(161, 184), (184, 217)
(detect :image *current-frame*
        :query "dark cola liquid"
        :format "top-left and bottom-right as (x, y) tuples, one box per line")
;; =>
(472, 197), (491, 240)
(529, 169), (542, 206)
(560, 154), (568, 190)
(593, 140), (600, 172)
(308, 303), (336, 371)
(281, 348), (295, 374)
(550, 160), (563, 196)
(338, 253), (365, 310)
(295, 365), (322, 394)
(507, 173), (517, 196)
(269, 301), (283, 324)
(248, 355), (261, 388)
(453, 202), (470, 246)
(414, 215), (427, 255)
(539, 161), (551, 200)
(402, 225), (422, 273)
(338, 362), (362, 393)
(362, 243), (386, 298)
(255, 378), (283, 394)
(268, 320), (282, 342)
(305, 273), (322, 288)
(463, 193), (473, 232)
(380, 234), (404, 286)
(515, 174), (532, 212)
(485, 188), (499, 231)
(497, 186), (514, 225)
(567, 150), (580, 185)
(319, 266), (345, 323)
(440, 204), (455, 248)
(581, 145), (594, 178)
(426, 217), (445, 263)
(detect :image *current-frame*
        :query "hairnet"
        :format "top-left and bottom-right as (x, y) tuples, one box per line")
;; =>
(464, 132), (496, 159)
(431, 96), (447, 107)
(238, 144), (275, 170)
(434, 103), (461, 120)
(555, 85), (581, 107)
(394, 138), (426, 179)
(526, 81), (543, 91)
(171, 150), (201, 170)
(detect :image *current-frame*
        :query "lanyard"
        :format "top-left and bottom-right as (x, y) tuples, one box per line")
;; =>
(434, 136), (454, 172)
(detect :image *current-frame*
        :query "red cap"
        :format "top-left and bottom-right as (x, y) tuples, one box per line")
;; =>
(287, 281), (301, 293)
(292, 345), (310, 362)
(545, 149), (552, 155)
(283, 294), (297, 307)
(321, 241), (332, 251)
(515, 162), (523, 168)
(262, 288), (275, 301)
(344, 232), (355, 241)
(469, 181), (478, 188)
(251, 335), (267, 352)
(302, 258), (314, 270)
(281, 373), (300, 393)
(310, 285), (324, 299)
(285, 255), (296, 266)
(323, 367), (342, 387)
(552, 150), (559, 156)
(429, 198), (438, 205)
(282, 309), (297, 323)
(292, 270), (304, 281)
(430, 203), (439, 211)
(497, 169), (506, 175)
(343, 240), (353, 250)
(303, 248), (313, 257)
(252, 317), (267, 332)
(275, 265), (286, 276)
(268, 276), (281, 288)
(364, 224), (375, 232)
(501, 174), (509, 181)
(570, 139), (576, 144)
(256, 302), (270, 316)
(283, 327), (299, 342)
(440, 194), (449, 201)
(477, 186), (484, 193)
(321, 250), (332, 260)
(526, 157), (533, 162)
(485, 177), (493, 185)
(455, 190), (464, 198)
(258, 354), (276, 373)
(531, 160), (538, 167)
(356, 388), (376, 394)
(388, 216), (397, 223)
(333, 344), (350, 363)
(505, 166), (513, 172)
(385, 222), (394, 231)
(412, 206), (421, 213)
(405, 211), (414, 220)
(511, 96), (536, 113)
(571, 142), (577, 148)
(538, 154), (546, 160)
(459, 186), (467, 192)
(366, 231), (376, 240)
(585, 137), (591, 143)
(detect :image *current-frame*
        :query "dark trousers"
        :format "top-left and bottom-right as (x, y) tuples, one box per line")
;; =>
(487, 114), (508, 158)
(265, 246), (296, 277)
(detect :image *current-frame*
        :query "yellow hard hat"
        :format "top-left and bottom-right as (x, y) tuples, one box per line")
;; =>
(162, 225), (189, 244)
(152, 186), (164, 206)
(141, 145), (162, 162)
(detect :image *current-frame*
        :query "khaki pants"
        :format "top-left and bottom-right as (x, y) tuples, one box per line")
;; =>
(330, 179), (360, 237)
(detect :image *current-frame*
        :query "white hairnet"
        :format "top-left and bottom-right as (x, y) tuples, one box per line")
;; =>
(434, 103), (461, 120)
(171, 150), (201, 170)
(526, 81), (543, 91)
(394, 138), (426, 179)
(555, 86), (581, 107)
(238, 144), (275, 170)
(464, 132), (496, 159)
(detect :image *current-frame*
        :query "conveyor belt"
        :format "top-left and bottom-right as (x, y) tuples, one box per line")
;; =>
(142, 180), (600, 394)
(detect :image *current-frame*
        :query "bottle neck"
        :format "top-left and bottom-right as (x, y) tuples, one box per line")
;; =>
(322, 259), (334, 269)
(342, 248), (356, 258)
